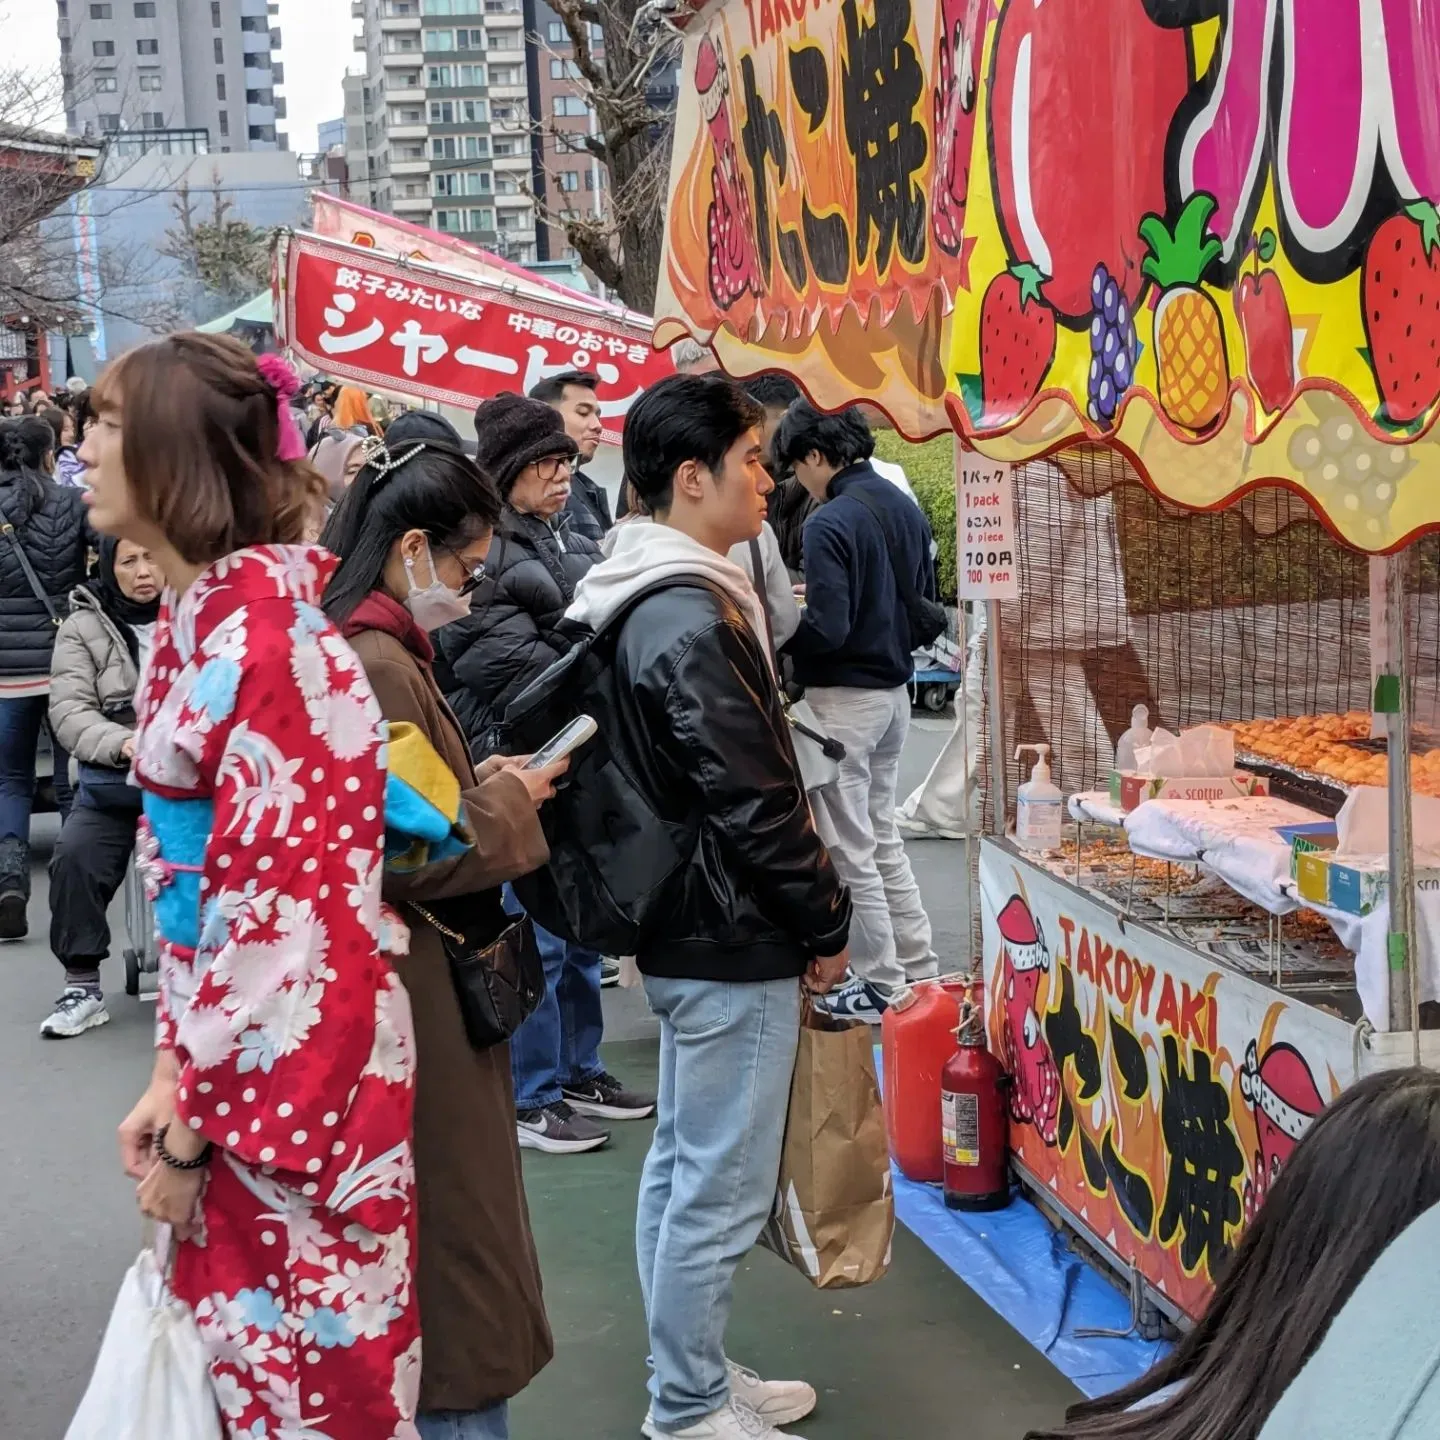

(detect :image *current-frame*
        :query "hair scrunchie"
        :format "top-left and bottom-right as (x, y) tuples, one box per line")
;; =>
(256, 353), (306, 462)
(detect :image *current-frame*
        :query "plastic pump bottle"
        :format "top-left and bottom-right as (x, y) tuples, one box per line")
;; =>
(1114, 704), (1153, 772)
(1014, 744), (1062, 852)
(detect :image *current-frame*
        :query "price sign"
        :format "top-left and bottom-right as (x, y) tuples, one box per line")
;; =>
(958, 458), (1020, 601)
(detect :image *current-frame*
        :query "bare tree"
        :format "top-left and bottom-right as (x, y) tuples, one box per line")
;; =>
(159, 177), (276, 324)
(528, 0), (683, 313)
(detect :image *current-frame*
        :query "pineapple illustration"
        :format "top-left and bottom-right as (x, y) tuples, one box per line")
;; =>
(1140, 194), (1230, 430)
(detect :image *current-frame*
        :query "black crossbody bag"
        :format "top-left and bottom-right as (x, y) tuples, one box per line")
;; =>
(0, 510), (62, 629)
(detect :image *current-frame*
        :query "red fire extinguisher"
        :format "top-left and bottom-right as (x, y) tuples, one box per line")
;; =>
(941, 1001), (1011, 1211)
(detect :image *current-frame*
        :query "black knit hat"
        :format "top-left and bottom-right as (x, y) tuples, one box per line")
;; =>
(473, 392), (579, 495)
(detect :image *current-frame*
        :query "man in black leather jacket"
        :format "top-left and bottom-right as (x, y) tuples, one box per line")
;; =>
(564, 374), (850, 1440)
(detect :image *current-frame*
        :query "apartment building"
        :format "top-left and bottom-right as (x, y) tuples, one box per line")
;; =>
(351, 0), (537, 261)
(58, 0), (286, 151)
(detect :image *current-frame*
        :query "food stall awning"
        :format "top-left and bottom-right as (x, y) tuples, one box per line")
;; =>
(196, 291), (274, 334)
(273, 231), (673, 443)
(655, 0), (1440, 553)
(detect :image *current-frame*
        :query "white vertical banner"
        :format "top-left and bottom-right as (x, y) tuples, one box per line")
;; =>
(958, 456), (1020, 602)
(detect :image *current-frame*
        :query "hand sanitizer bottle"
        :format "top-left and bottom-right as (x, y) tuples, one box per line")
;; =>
(1015, 744), (1062, 853)
(1114, 704), (1153, 773)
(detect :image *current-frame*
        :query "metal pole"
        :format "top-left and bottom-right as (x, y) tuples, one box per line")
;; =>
(986, 598), (1007, 836)
(1382, 552), (1419, 1052)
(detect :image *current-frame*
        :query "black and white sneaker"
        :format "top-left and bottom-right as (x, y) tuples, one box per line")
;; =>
(811, 978), (889, 1025)
(600, 956), (622, 988)
(516, 1100), (611, 1154)
(40, 986), (111, 1039)
(562, 1070), (657, 1120)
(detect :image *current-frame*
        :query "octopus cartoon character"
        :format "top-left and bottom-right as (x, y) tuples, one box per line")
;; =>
(931, 0), (988, 258)
(695, 33), (764, 310)
(1239, 1039), (1324, 1220)
(996, 894), (1062, 1144)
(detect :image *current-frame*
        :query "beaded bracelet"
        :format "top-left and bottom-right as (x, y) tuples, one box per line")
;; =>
(155, 1123), (213, 1171)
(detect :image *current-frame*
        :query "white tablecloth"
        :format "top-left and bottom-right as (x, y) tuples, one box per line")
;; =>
(1068, 790), (1125, 827)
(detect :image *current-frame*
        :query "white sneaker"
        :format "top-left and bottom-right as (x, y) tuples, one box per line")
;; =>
(642, 1386), (812, 1438)
(40, 986), (110, 1039)
(725, 1362), (817, 1428)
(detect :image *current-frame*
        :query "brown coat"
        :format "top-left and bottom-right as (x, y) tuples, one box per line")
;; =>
(348, 623), (554, 1413)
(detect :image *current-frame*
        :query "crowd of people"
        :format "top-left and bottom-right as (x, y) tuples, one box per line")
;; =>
(11, 336), (1436, 1440)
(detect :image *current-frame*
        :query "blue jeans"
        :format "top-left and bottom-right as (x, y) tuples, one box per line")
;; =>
(503, 884), (604, 1110)
(417, 1403), (508, 1439)
(637, 976), (802, 1432)
(0, 695), (71, 848)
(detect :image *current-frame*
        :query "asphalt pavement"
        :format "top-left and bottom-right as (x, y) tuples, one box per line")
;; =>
(0, 713), (1070, 1439)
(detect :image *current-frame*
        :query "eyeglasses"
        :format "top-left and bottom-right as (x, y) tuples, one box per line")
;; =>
(442, 545), (488, 596)
(533, 454), (577, 482)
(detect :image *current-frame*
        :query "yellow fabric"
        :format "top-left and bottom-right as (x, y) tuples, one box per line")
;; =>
(386, 720), (462, 824)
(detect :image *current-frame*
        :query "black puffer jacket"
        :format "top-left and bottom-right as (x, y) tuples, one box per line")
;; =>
(438, 506), (600, 756)
(0, 472), (89, 678)
(572, 582), (850, 980)
(564, 470), (612, 545)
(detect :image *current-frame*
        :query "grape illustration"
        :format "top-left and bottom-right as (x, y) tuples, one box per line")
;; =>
(1087, 263), (1139, 427)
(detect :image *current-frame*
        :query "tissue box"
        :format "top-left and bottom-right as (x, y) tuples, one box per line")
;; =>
(1111, 770), (1271, 813)
(1295, 850), (1337, 907)
(1327, 858), (1390, 916)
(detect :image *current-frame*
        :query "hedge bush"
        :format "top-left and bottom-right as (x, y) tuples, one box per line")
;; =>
(873, 432), (957, 602)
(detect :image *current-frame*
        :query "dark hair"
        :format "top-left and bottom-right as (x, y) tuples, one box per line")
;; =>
(772, 400), (875, 471)
(39, 407), (65, 453)
(1026, 1066), (1440, 1440)
(69, 388), (95, 438)
(321, 412), (502, 624)
(529, 369), (599, 405)
(743, 374), (801, 410)
(622, 373), (763, 514)
(0, 417), (53, 510)
(92, 333), (324, 565)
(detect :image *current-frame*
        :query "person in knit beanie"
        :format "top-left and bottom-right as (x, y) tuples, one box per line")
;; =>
(437, 391), (655, 1154)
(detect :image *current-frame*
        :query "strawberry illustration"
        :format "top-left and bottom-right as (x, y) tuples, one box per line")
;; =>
(980, 263), (1056, 423)
(1363, 200), (1440, 424)
(1233, 228), (1295, 414)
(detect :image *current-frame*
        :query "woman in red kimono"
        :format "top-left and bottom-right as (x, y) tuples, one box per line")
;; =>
(84, 334), (421, 1440)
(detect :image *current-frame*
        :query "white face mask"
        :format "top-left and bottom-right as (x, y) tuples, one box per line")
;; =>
(403, 540), (471, 630)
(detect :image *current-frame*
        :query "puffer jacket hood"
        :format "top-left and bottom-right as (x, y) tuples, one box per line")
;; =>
(47, 585), (140, 769)
(436, 504), (600, 756)
(0, 473), (89, 677)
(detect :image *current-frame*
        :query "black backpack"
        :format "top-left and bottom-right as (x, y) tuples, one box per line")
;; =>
(496, 577), (725, 955)
(847, 485), (947, 649)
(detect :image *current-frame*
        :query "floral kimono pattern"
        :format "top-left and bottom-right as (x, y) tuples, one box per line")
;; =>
(133, 545), (420, 1440)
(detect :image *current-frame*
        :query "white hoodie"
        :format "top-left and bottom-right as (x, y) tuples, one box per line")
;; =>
(566, 519), (773, 666)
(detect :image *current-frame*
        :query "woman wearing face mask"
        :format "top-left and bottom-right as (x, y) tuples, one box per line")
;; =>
(83, 335), (420, 1440)
(41, 537), (161, 1038)
(322, 410), (565, 1440)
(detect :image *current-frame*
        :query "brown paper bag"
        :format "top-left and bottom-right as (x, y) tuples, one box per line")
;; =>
(758, 1001), (895, 1288)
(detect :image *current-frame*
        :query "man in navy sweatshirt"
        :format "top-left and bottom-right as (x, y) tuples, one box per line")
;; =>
(777, 402), (941, 1022)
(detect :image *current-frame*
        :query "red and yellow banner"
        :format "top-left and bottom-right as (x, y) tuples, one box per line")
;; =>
(658, 1), (1440, 552)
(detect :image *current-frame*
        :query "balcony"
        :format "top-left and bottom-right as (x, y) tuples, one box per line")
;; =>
(388, 123), (428, 141)
(393, 194), (432, 215)
(245, 67), (274, 88)
(354, 34), (367, 50)
(247, 102), (277, 126)
(386, 84), (425, 104)
(351, 0), (364, 13)
(381, 14), (420, 31)
(389, 154), (430, 176)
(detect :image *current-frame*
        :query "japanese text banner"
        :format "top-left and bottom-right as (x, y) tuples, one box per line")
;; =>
(276, 233), (671, 443)
(981, 845), (1352, 1320)
(658, 0), (1440, 552)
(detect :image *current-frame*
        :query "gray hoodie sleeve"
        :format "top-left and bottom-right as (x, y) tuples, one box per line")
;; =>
(729, 523), (801, 650)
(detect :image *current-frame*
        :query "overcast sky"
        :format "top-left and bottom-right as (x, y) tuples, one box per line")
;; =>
(5, 0), (357, 152)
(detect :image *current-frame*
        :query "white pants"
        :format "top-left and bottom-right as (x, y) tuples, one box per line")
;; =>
(805, 685), (939, 995)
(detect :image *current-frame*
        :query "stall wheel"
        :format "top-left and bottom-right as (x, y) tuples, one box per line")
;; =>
(918, 682), (952, 713)
(123, 946), (141, 998)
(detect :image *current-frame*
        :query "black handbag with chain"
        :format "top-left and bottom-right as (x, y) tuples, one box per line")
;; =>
(409, 891), (544, 1050)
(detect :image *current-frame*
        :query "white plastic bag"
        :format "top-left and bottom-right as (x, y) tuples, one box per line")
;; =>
(66, 1243), (222, 1440)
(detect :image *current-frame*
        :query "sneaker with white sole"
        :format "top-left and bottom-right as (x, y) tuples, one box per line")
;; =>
(516, 1100), (610, 1154)
(563, 1069), (656, 1120)
(601, 956), (622, 988)
(641, 1396), (805, 1439)
(725, 1362), (816, 1429)
(811, 977), (888, 1025)
(40, 986), (110, 1039)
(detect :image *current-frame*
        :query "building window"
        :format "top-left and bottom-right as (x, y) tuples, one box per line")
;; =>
(216, 74), (226, 100)
(90, 3), (112, 17)
(546, 21), (565, 42)
(58, 0), (68, 14)
(142, 110), (165, 127)
(492, 137), (518, 156)
(96, 76), (118, 93)
(92, 41), (115, 57)
(428, 100), (453, 123)
(98, 113), (120, 132)
(463, 133), (487, 157)
(139, 71), (162, 91)
(460, 98), (487, 123)
(218, 109), (229, 136)
(585, 169), (596, 190)
(427, 64), (451, 86)
(552, 95), (589, 117)
(423, 29), (454, 50)
(489, 63), (521, 86)
(136, 38), (159, 54)
(214, 38), (224, 63)
(550, 58), (579, 80)
(434, 209), (461, 231)
(559, 170), (579, 192)
(431, 136), (457, 159)
(211, 0), (221, 25)
(134, 1), (156, 14)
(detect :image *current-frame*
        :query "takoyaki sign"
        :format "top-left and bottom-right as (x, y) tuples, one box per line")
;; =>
(979, 842), (1353, 1320)
(659, 0), (1440, 551)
